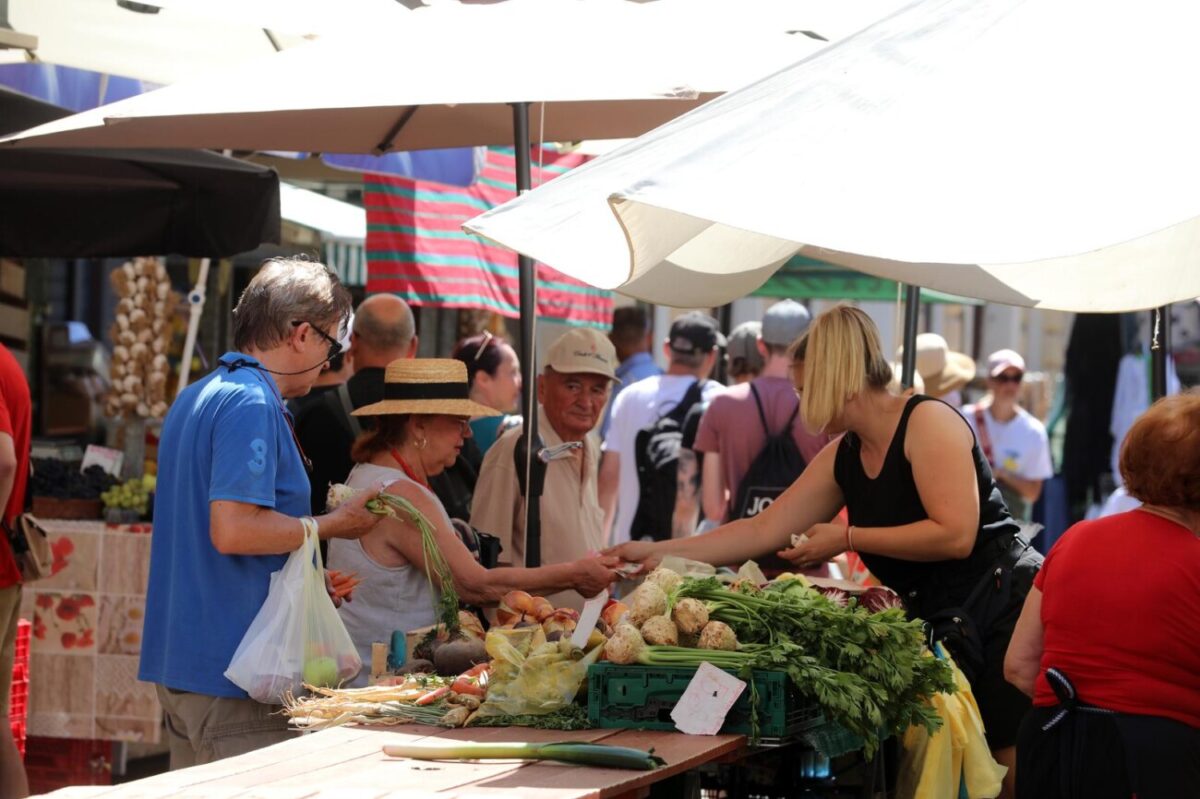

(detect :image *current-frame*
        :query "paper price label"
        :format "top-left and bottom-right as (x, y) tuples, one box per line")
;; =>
(570, 589), (608, 650)
(670, 661), (747, 736)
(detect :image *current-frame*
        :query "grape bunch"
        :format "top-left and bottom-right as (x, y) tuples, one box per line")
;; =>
(101, 476), (156, 517)
(31, 459), (120, 499)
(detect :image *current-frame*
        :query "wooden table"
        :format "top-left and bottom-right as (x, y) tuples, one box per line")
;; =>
(33, 725), (746, 799)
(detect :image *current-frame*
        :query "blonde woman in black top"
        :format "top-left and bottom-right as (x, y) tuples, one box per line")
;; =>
(610, 305), (1038, 797)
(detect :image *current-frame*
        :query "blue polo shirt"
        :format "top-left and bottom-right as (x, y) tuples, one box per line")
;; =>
(139, 353), (311, 698)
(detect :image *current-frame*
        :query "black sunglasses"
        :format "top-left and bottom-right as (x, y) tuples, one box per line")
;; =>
(993, 372), (1024, 384)
(292, 320), (342, 362)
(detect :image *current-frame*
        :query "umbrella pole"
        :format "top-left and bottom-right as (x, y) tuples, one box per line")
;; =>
(1150, 305), (1172, 400)
(511, 101), (542, 568)
(900, 284), (921, 388)
(176, 258), (210, 398)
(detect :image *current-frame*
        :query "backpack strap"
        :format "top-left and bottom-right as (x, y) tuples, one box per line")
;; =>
(973, 406), (995, 469)
(513, 429), (548, 501)
(322, 382), (364, 441)
(750, 382), (800, 438)
(666, 379), (706, 423)
(336, 383), (364, 439)
(749, 383), (770, 436)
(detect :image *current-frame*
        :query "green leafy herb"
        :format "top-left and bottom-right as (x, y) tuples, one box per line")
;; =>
(468, 703), (593, 731)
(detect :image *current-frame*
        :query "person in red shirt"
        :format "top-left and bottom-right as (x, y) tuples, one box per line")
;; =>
(0, 342), (31, 797)
(1005, 389), (1200, 799)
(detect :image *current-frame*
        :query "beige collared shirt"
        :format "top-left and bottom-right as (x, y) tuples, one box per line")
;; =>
(469, 409), (605, 611)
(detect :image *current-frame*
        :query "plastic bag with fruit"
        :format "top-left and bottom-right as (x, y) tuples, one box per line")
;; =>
(224, 517), (362, 703)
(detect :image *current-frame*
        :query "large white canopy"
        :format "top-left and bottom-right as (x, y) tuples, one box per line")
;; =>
(0, 0), (902, 152)
(465, 0), (1200, 312)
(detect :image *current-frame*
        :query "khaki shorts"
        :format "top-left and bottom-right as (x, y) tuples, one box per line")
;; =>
(0, 584), (21, 717)
(155, 685), (293, 770)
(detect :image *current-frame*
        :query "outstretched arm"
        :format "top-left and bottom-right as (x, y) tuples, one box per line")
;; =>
(607, 440), (844, 570)
(383, 481), (618, 604)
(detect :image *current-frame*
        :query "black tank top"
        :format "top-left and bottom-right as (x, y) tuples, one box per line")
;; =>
(833, 395), (1019, 611)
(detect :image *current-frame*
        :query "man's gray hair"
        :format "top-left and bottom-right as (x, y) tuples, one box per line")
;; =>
(232, 256), (352, 353)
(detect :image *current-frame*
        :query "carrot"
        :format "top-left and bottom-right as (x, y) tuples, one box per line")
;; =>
(451, 675), (486, 697)
(415, 686), (451, 706)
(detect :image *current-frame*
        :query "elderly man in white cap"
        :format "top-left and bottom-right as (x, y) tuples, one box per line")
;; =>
(470, 328), (620, 610)
(963, 348), (1053, 521)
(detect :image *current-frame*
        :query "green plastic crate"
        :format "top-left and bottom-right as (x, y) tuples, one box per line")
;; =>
(587, 663), (822, 744)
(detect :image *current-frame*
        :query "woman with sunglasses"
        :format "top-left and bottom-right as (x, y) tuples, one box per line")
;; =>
(962, 350), (1053, 522)
(609, 305), (1039, 796)
(452, 330), (522, 456)
(327, 358), (618, 685)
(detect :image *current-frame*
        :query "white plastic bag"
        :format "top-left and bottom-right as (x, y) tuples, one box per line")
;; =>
(224, 518), (362, 703)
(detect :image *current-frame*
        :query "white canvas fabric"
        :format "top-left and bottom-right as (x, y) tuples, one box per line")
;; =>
(0, 0), (902, 152)
(465, 0), (1200, 312)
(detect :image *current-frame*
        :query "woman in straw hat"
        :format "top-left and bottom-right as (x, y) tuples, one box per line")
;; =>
(327, 359), (618, 685)
(610, 305), (1038, 794)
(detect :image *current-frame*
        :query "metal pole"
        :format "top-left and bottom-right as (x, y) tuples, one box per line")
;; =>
(901, 284), (921, 388)
(716, 303), (733, 385)
(511, 102), (542, 568)
(1150, 305), (1171, 401)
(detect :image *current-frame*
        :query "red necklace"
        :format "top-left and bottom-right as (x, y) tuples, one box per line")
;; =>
(390, 448), (428, 488)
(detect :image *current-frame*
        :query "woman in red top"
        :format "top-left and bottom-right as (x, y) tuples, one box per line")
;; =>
(1004, 390), (1200, 799)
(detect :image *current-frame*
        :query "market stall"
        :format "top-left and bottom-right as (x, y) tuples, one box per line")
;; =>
(18, 518), (159, 742)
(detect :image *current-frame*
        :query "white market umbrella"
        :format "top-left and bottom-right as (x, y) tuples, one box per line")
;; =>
(0, 0), (906, 564)
(0, 0), (890, 153)
(464, 0), (1200, 315)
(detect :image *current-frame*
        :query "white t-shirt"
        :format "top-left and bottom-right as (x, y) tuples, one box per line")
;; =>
(962, 403), (1053, 480)
(603, 374), (723, 545)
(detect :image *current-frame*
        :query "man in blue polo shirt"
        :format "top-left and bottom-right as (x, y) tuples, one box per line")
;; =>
(140, 258), (382, 769)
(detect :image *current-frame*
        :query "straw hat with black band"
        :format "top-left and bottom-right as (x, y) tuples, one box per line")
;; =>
(353, 359), (500, 418)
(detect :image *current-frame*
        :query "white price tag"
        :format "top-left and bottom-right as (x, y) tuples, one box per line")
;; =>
(670, 661), (747, 735)
(81, 445), (124, 477)
(570, 589), (608, 650)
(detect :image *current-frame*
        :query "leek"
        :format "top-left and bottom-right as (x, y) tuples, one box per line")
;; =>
(382, 740), (666, 770)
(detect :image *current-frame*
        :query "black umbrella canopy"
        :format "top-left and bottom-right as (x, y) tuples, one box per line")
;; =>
(0, 86), (280, 258)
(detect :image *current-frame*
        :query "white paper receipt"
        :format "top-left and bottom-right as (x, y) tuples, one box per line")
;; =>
(670, 662), (747, 735)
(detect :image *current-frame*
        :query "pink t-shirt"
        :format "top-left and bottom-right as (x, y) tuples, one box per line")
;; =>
(694, 376), (830, 521)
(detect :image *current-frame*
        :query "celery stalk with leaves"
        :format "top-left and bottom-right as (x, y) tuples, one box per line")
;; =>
(327, 484), (460, 634)
(652, 576), (955, 757)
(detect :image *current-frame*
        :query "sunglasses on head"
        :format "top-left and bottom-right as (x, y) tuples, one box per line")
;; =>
(473, 330), (495, 362)
(993, 372), (1024, 384)
(292, 320), (342, 362)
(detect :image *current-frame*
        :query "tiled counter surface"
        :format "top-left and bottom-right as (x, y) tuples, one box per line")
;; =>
(19, 519), (161, 742)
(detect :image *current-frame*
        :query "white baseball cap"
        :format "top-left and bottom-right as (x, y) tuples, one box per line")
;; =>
(987, 349), (1026, 377)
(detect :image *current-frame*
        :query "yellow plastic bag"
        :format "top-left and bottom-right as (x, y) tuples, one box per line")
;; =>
(896, 651), (1007, 799)
(473, 628), (601, 718)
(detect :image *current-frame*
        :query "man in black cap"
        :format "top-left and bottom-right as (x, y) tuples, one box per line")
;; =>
(599, 311), (725, 544)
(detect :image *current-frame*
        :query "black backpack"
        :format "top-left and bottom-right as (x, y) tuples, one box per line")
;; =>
(630, 380), (707, 541)
(731, 383), (807, 520)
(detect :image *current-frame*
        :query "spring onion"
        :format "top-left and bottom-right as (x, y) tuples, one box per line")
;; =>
(382, 740), (666, 770)
(327, 484), (460, 634)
